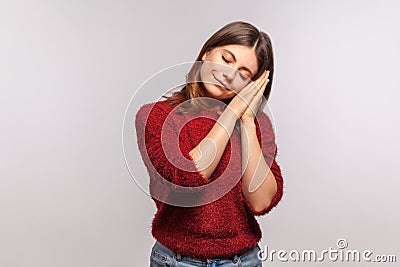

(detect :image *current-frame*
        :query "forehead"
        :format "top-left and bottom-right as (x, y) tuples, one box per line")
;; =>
(217, 44), (258, 75)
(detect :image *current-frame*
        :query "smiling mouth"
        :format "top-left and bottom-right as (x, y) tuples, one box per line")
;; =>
(212, 73), (230, 90)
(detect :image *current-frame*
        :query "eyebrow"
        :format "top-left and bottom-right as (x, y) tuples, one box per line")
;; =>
(222, 48), (255, 77)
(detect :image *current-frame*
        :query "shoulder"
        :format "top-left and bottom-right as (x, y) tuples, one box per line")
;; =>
(136, 100), (173, 115)
(135, 100), (176, 122)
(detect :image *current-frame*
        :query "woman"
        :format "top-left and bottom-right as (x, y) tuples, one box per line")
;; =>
(135, 21), (284, 267)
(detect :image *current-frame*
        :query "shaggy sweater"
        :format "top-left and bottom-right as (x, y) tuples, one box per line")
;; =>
(135, 100), (284, 259)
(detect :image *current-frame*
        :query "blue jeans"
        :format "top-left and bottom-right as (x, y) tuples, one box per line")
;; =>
(149, 240), (263, 267)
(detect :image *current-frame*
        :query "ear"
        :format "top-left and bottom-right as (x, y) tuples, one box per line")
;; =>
(202, 49), (211, 61)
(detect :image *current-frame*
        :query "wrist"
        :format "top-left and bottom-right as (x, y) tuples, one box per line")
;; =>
(240, 119), (256, 128)
(223, 105), (241, 120)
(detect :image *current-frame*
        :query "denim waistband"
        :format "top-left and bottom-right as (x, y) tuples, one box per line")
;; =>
(153, 240), (260, 263)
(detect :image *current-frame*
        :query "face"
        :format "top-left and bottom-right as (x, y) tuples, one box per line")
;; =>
(199, 44), (258, 100)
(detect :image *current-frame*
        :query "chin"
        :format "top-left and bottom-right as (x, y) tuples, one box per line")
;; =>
(203, 83), (235, 100)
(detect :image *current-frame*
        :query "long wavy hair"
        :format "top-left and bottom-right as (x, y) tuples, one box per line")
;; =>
(162, 21), (275, 114)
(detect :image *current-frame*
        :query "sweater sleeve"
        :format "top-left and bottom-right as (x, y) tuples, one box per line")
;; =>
(242, 112), (285, 216)
(135, 102), (210, 189)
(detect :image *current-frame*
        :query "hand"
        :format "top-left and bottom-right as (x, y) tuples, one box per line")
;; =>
(241, 70), (270, 123)
(227, 70), (270, 121)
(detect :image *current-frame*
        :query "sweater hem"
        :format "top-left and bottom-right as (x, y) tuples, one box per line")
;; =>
(152, 231), (261, 259)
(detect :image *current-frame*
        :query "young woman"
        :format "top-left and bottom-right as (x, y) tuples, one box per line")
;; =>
(135, 21), (284, 267)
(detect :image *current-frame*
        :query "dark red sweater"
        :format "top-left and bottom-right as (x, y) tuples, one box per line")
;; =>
(135, 100), (284, 258)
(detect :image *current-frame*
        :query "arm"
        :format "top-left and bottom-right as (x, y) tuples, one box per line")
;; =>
(189, 72), (270, 179)
(135, 102), (209, 187)
(241, 114), (283, 215)
(188, 107), (239, 179)
(242, 154), (284, 216)
(240, 119), (279, 214)
(239, 70), (284, 215)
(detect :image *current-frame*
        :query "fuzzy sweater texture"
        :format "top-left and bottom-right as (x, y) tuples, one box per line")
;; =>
(135, 100), (284, 259)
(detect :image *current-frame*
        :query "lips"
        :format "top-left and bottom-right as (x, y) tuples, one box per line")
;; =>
(212, 73), (230, 90)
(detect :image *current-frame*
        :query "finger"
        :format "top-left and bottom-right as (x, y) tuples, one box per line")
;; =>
(256, 70), (269, 88)
(262, 71), (270, 86)
(253, 70), (267, 87)
(261, 78), (269, 91)
(253, 77), (268, 101)
(252, 80), (268, 107)
(251, 73), (269, 106)
(258, 70), (268, 84)
(259, 80), (268, 98)
(239, 70), (268, 100)
(257, 75), (269, 91)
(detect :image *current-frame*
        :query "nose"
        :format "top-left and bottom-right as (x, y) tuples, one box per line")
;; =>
(222, 67), (237, 81)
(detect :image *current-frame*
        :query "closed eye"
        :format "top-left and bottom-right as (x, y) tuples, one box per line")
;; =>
(222, 55), (250, 81)
(222, 55), (231, 63)
(239, 72), (248, 80)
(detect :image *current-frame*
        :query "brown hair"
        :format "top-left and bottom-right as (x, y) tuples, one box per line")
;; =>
(162, 21), (274, 114)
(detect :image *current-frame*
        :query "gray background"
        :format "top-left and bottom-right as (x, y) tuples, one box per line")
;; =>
(1, 0), (399, 266)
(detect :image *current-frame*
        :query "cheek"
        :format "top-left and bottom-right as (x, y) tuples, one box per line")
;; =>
(199, 62), (212, 83)
(199, 61), (225, 82)
(204, 54), (229, 70)
(229, 77), (250, 92)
